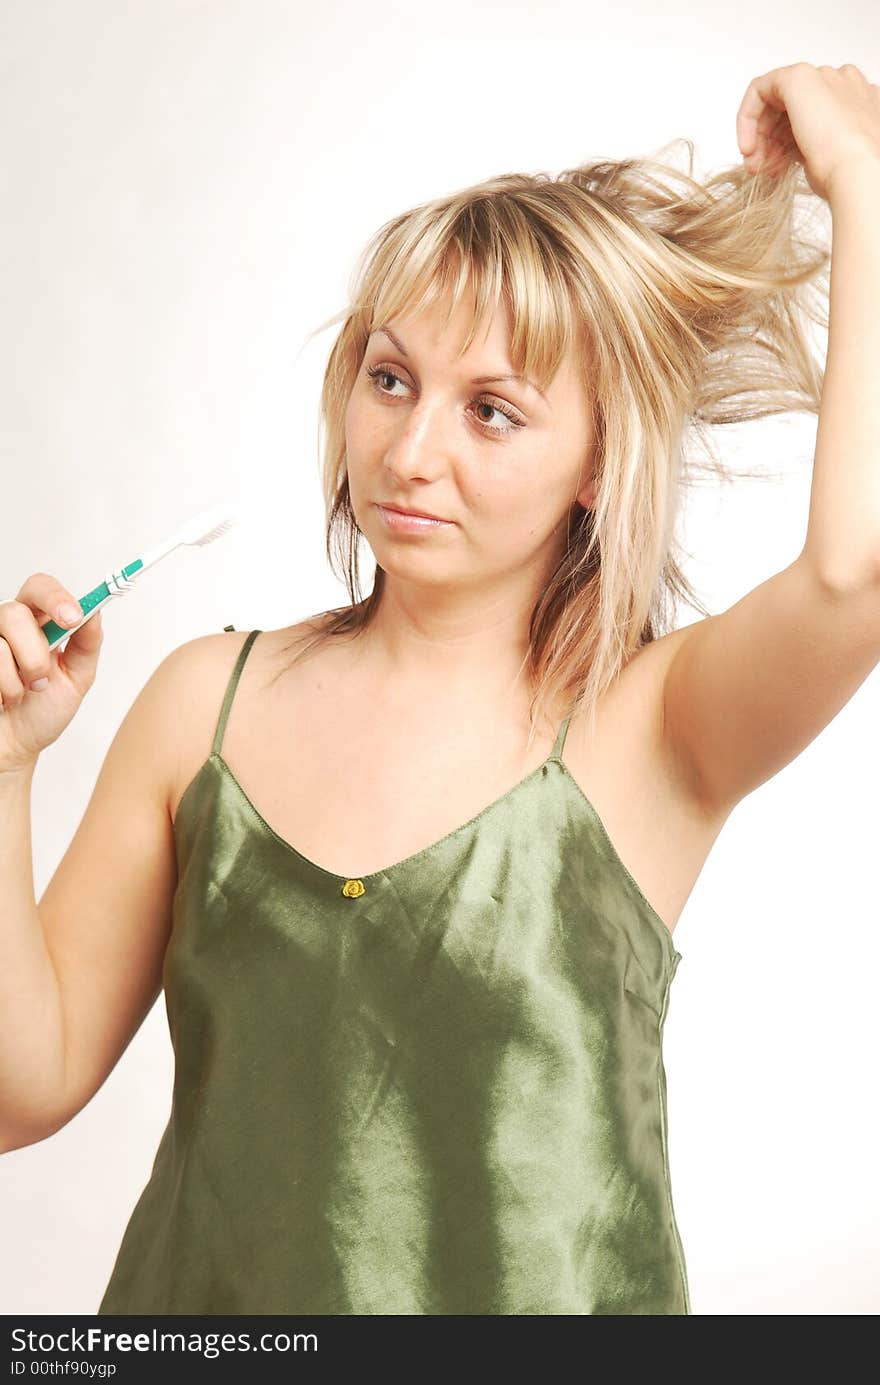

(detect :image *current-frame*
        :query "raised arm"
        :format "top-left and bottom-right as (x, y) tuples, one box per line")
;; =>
(663, 64), (880, 816)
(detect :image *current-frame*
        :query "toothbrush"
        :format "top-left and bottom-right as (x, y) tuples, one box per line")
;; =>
(40, 504), (240, 650)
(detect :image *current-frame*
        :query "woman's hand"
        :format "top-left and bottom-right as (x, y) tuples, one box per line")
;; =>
(0, 577), (104, 774)
(736, 62), (880, 202)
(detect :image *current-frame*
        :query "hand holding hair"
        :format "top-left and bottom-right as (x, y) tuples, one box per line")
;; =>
(737, 61), (880, 202)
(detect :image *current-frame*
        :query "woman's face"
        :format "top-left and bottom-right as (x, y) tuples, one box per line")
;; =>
(345, 289), (596, 592)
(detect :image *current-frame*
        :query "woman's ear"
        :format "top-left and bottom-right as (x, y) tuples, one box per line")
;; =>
(574, 446), (597, 512)
(576, 480), (596, 511)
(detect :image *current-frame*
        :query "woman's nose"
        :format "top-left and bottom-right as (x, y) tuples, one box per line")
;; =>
(382, 398), (452, 478)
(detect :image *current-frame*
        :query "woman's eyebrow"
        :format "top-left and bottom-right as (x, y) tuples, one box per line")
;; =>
(372, 325), (548, 404)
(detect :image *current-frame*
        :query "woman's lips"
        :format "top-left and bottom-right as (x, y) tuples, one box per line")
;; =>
(375, 504), (454, 532)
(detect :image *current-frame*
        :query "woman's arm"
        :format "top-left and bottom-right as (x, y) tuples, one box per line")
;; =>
(662, 65), (880, 817)
(803, 163), (880, 587)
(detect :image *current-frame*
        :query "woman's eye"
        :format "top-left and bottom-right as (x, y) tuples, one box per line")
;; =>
(365, 364), (525, 437)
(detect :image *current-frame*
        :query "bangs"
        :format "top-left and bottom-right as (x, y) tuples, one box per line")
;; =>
(361, 193), (584, 396)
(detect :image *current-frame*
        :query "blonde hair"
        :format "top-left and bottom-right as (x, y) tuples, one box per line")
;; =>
(278, 140), (830, 749)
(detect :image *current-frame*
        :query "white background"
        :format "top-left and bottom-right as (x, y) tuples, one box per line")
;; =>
(1, 0), (878, 1315)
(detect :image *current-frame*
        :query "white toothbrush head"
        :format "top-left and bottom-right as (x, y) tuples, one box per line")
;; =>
(176, 504), (241, 547)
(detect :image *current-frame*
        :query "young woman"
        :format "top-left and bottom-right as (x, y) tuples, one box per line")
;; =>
(1, 63), (878, 1315)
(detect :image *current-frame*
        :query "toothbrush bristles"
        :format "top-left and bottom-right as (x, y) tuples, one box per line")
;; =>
(189, 518), (235, 546)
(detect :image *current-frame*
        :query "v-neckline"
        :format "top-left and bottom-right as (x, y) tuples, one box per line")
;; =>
(170, 748), (678, 960)
(209, 747), (564, 885)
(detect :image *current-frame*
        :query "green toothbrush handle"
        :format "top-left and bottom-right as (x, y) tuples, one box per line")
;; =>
(40, 560), (145, 650)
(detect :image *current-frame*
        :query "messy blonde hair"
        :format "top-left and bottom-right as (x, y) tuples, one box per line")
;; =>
(279, 140), (830, 749)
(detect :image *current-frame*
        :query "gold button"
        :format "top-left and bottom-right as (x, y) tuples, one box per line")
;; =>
(341, 879), (365, 898)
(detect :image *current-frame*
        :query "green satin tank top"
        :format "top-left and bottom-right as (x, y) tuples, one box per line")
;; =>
(98, 627), (690, 1316)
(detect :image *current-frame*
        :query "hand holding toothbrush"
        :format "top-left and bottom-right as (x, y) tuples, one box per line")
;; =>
(0, 506), (237, 775)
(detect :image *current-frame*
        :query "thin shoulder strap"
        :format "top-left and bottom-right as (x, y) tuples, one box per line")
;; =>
(212, 629), (262, 758)
(550, 710), (573, 762)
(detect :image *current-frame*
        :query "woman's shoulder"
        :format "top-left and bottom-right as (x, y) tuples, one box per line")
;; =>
(182, 612), (354, 709)
(194, 612), (340, 669)
(163, 615), (341, 820)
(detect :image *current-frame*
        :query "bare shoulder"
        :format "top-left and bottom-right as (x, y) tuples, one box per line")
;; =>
(628, 621), (735, 819)
(163, 618), (327, 819)
(566, 620), (728, 826)
(560, 622), (732, 935)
